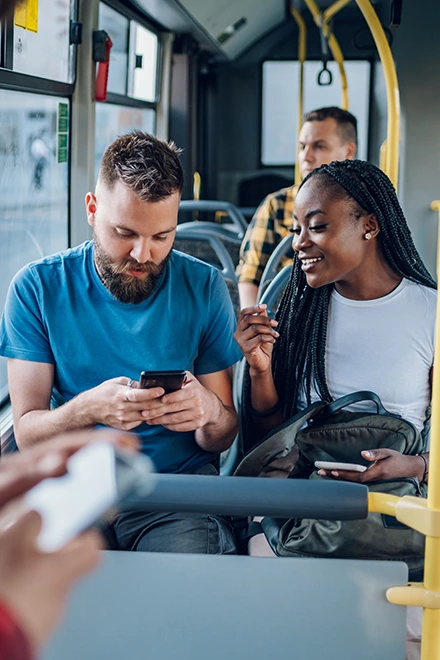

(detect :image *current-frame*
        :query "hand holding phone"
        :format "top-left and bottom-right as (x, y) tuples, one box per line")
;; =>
(139, 370), (187, 394)
(314, 461), (367, 473)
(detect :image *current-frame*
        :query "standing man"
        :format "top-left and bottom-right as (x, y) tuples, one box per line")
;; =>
(0, 131), (242, 554)
(237, 106), (358, 308)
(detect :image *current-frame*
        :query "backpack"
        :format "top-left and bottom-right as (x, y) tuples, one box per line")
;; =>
(234, 391), (427, 578)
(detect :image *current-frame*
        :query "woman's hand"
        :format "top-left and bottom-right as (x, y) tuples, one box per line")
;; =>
(317, 448), (425, 483)
(234, 304), (279, 374)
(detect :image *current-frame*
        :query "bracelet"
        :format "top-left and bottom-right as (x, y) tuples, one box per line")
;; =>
(250, 401), (281, 418)
(416, 453), (428, 483)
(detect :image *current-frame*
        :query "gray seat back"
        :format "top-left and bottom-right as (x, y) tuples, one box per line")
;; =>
(43, 550), (407, 660)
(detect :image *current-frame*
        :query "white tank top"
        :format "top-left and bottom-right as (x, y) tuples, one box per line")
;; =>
(304, 278), (436, 431)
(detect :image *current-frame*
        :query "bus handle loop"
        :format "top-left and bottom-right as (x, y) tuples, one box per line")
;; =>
(318, 24), (333, 86)
(317, 62), (333, 86)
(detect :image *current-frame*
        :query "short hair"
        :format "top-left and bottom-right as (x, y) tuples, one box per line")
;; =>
(303, 106), (358, 147)
(98, 131), (184, 202)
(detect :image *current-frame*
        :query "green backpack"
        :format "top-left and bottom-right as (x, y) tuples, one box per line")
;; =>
(234, 391), (427, 578)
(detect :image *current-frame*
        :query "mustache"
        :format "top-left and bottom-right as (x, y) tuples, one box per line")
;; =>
(112, 260), (162, 275)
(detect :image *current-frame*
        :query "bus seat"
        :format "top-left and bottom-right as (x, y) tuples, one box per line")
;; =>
(257, 234), (294, 302)
(259, 264), (293, 318)
(175, 221), (242, 268)
(42, 550), (407, 660)
(178, 201), (248, 237)
(174, 225), (240, 318)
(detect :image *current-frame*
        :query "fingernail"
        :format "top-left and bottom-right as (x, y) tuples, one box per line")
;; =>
(331, 471), (339, 477)
(317, 469), (325, 476)
(362, 451), (373, 457)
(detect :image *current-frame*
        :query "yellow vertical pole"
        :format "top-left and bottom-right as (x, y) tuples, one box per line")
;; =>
(354, 0), (400, 188)
(422, 201), (440, 660)
(291, 8), (306, 186)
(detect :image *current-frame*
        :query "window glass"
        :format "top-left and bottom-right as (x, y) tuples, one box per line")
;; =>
(95, 103), (155, 179)
(261, 60), (370, 165)
(99, 3), (129, 96)
(13, 0), (73, 82)
(128, 22), (158, 102)
(0, 90), (69, 402)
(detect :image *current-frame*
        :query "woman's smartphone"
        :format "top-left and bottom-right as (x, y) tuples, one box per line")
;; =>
(314, 460), (367, 473)
(24, 441), (155, 552)
(139, 370), (187, 394)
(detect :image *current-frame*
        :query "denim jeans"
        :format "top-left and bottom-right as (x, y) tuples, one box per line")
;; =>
(113, 463), (237, 555)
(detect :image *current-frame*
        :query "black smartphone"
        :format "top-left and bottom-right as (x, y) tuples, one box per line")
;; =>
(139, 370), (187, 394)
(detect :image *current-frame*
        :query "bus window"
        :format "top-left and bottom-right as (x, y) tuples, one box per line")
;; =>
(261, 60), (370, 166)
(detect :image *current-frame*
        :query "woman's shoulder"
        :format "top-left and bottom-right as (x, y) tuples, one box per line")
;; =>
(404, 279), (437, 305)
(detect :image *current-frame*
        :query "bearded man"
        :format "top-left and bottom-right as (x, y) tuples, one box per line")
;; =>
(0, 131), (241, 554)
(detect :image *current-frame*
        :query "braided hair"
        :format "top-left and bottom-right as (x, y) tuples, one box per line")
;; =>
(242, 159), (436, 449)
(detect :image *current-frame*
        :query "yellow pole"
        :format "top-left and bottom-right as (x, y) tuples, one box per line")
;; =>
(291, 8), (306, 186)
(379, 139), (388, 173)
(421, 203), (440, 659)
(193, 171), (201, 201)
(303, 0), (349, 110)
(354, 0), (400, 188)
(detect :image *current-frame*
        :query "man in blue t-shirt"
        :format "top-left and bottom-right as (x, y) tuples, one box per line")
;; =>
(0, 131), (242, 554)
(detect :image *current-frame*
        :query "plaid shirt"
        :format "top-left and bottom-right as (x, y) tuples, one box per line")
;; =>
(236, 185), (298, 286)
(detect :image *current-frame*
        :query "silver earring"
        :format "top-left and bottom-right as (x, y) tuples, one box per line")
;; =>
(365, 232), (372, 240)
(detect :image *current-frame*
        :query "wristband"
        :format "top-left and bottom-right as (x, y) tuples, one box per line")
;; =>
(416, 453), (428, 483)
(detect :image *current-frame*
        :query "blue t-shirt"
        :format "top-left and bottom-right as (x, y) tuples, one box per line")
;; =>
(0, 241), (242, 473)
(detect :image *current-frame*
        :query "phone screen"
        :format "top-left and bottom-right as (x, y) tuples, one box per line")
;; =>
(139, 370), (186, 393)
(24, 442), (154, 552)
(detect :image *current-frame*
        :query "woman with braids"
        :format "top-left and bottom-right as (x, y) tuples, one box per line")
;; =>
(234, 159), (434, 657)
(235, 158), (435, 519)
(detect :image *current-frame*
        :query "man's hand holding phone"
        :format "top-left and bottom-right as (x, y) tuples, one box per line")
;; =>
(139, 371), (216, 433)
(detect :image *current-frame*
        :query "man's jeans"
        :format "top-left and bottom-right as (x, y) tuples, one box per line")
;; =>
(113, 463), (237, 554)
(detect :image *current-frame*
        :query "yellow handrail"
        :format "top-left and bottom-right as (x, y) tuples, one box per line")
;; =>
(370, 203), (440, 659)
(291, 7), (306, 186)
(193, 171), (201, 201)
(420, 203), (440, 659)
(379, 139), (388, 173)
(354, 0), (400, 189)
(303, 0), (349, 110)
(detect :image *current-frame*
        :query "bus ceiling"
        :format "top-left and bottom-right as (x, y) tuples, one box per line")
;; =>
(132, 0), (398, 61)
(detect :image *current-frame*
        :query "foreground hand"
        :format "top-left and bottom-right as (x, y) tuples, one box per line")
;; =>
(0, 429), (139, 510)
(317, 448), (424, 483)
(140, 371), (218, 432)
(234, 304), (278, 374)
(0, 510), (100, 651)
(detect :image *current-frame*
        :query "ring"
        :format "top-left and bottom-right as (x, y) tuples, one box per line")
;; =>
(127, 379), (134, 388)
(125, 389), (131, 402)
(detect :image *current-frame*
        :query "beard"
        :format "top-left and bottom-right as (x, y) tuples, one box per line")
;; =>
(93, 233), (172, 304)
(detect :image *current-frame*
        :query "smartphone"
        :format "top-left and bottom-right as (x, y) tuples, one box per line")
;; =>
(139, 370), (187, 394)
(24, 441), (155, 552)
(314, 460), (367, 473)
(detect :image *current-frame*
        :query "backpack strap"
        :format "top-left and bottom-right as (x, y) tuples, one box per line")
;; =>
(234, 400), (325, 477)
(321, 391), (394, 418)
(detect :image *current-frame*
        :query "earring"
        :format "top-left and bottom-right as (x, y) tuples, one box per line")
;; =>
(365, 232), (372, 240)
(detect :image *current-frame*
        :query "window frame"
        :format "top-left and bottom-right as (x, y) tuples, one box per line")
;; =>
(0, 1), (78, 410)
(100, 0), (163, 112)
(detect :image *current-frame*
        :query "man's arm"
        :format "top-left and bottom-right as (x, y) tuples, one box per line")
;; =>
(139, 368), (238, 453)
(8, 359), (164, 448)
